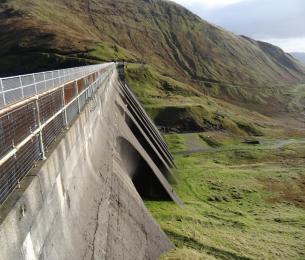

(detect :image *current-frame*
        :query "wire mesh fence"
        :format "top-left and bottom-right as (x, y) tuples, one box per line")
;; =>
(79, 92), (87, 111)
(0, 63), (115, 204)
(39, 89), (63, 124)
(0, 64), (111, 109)
(0, 135), (41, 204)
(0, 102), (38, 158)
(42, 112), (65, 151)
(66, 99), (79, 125)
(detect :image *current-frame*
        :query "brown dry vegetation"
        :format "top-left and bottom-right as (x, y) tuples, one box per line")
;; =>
(259, 174), (305, 209)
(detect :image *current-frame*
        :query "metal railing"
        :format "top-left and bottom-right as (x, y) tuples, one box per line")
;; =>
(0, 63), (116, 204)
(0, 64), (110, 109)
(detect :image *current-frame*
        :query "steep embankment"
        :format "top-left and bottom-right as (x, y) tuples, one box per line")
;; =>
(0, 0), (305, 133)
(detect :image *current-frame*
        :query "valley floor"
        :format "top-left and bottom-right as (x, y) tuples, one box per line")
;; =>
(146, 132), (305, 260)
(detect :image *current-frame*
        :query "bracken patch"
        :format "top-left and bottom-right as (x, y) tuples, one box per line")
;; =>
(258, 175), (305, 209)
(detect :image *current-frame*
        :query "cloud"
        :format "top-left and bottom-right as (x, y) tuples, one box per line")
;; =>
(171, 0), (305, 52)
(204, 0), (305, 39)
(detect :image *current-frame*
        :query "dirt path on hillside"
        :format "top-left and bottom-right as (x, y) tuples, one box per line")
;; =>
(175, 137), (305, 156)
(184, 133), (209, 153)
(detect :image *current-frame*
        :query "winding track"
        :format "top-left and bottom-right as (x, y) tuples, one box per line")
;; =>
(175, 136), (305, 156)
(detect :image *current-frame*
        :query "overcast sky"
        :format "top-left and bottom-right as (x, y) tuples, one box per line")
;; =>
(171, 0), (305, 52)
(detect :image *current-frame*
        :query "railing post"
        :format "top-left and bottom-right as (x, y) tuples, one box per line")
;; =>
(62, 70), (66, 84)
(85, 83), (88, 102)
(62, 86), (69, 129)
(52, 71), (55, 88)
(33, 74), (38, 95)
(58, 70), (61, 85)
(75, 81), (81, 113)
(0, 78), (6, 106)
(89, 82), (93, 98)
(43, 72), (47, 91)
(59, 71), (62, 85)
(19, 76), (24, 99)
(34, 98), (46, 160)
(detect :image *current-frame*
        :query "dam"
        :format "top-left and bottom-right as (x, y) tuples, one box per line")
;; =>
(0, 63), (180, 259)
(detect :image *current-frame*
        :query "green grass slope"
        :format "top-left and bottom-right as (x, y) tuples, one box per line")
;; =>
(146, 133), (305, 259)
(125, 64), (264, 135)
(126, 64), (305, 136)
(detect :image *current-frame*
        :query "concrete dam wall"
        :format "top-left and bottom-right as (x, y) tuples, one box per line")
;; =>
(0, 65), (180, 259)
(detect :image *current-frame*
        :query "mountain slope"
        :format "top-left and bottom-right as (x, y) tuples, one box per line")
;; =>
(291, 52), (305, 65)
(0, 0), (304, 134)
(1, 0), (305, 85)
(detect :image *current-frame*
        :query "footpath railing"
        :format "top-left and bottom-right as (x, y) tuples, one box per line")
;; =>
(0, 63), (115, 204)
(0, 64), (109, 109)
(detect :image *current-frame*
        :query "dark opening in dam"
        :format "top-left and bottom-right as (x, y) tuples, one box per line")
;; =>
(117, 137), (171, 201)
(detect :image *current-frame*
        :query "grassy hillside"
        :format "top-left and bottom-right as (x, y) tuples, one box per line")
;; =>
(146, 133), (305, 259)
(0, 0), (305, 125)
(1, 0), (305, 84)
(125, 64), (263, 135)
(1, 0), (305, 128)
(126, 64), (305, 136)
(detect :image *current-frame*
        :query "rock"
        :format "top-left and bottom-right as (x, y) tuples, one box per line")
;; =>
(231, 192), (243, 200)
(222, 196), (231, 202)
(274, 218), (282, 223)
(208, 195), (223, 202)
(243, 140), (260, 145)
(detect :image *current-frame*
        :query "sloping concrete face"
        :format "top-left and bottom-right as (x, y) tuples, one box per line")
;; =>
(0, 68), (178, 259)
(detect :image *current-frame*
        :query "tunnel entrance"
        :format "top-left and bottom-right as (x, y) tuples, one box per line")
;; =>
(117, 137), (171, 201)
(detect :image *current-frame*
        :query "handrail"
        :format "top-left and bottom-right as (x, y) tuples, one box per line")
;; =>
(0, 62), (116, 204)
(0, 63), (112, 109)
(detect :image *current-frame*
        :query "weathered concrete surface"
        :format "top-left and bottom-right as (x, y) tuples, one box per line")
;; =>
(0, 68), (178, 259)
